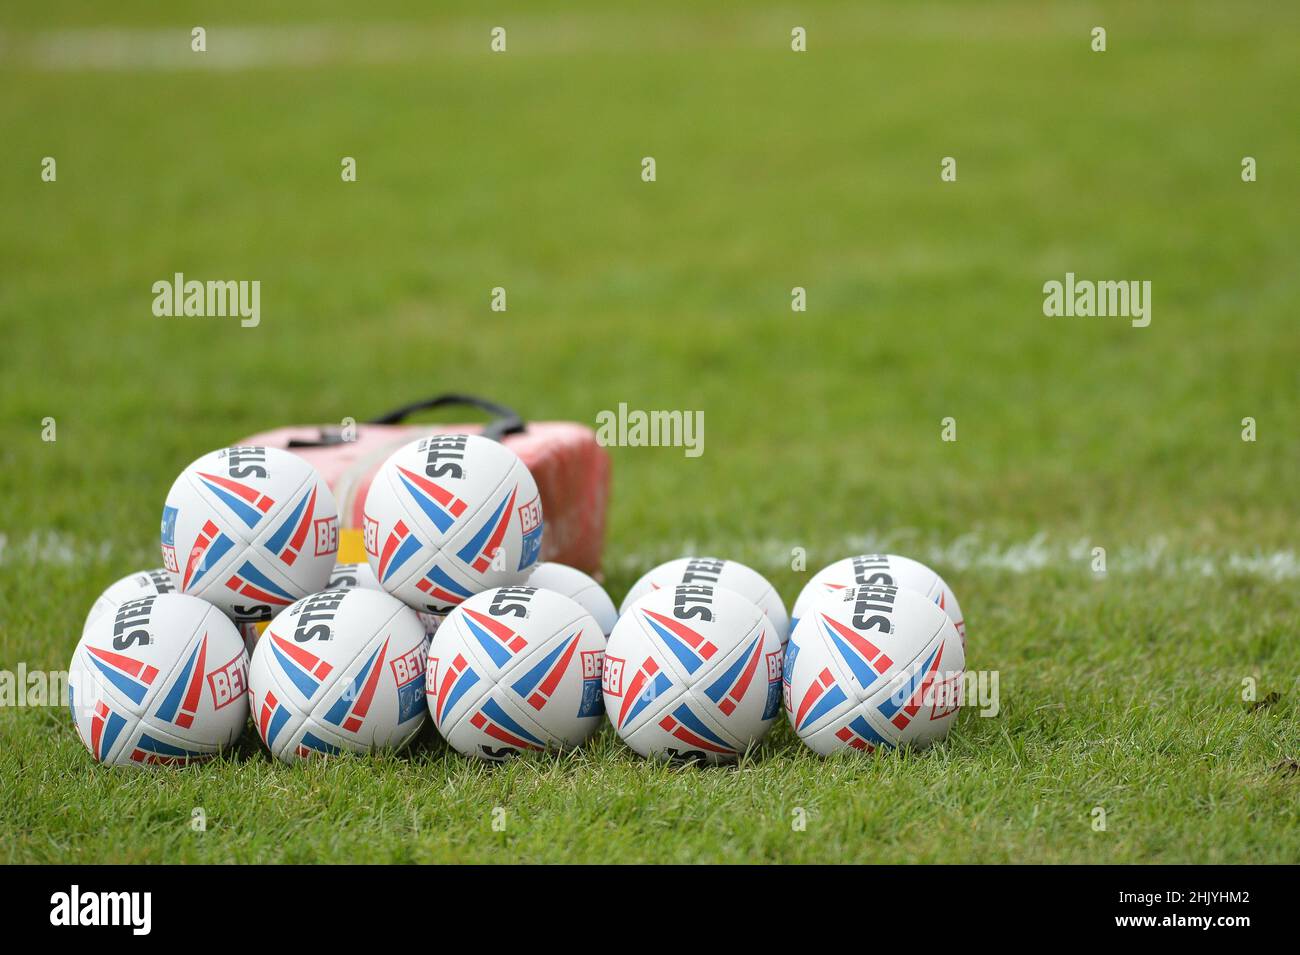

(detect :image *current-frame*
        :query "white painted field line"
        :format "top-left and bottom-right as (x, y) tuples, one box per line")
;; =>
(0, 7), (1269, 73)
(0, 11), (1107, 73)
(6, 25), (435, 72)
(608, 532), (1300, 582)
(3, 20), (738, 71)
(5, 531), (1293, 581)
(0, 531), (117, 567)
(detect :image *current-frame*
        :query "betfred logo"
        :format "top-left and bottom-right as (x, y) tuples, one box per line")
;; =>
(929, 671), (962, 719)
(363, 513), (379, 556)
(161, 506), (180, 573)
(314, 516), (339, 556)
(602, 655), (625, 695)
(581, 649), (604, 681)
(390, 642), (429, 689)
(208, 652), (249, 709)
(426, 657), (439, 696)
(160, 505), (178, 546)
(518, 496), (542, 534)
(766, 649), (782, 683)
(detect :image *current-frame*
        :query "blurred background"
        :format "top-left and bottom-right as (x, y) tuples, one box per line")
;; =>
(1, 0), (1296, 594)
(2, 0), (1298, 866)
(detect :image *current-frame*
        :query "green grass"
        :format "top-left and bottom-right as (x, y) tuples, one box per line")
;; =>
(1, 0), (1298, 863)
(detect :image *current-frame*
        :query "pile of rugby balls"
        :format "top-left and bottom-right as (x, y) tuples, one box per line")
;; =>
(68, 434), (967, 767)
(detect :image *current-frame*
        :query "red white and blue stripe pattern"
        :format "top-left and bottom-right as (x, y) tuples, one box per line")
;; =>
(834, 715), (889, 752)
(876, 644), (943, 731)
(461, 608), (528, 668)
(153, 634), (208, 729)
(456, 487), (516, 574)
(469, 697), (545, 751)
(90, 700), (128, 762)
(86, 647), (159, 706)
(197, 472), (275, 529)
(657, 703), (735, 756)
(616, 657), (673, 730)
(415, 565), (474, 607)
(130, 734), (207, 765)
(376, 520), (422, 584)
(258, 689), (291, 749)
(433, 653), (479, 724)
(640, 609), (717, 675)
(224, 560), (296, 606)
(322, 639), (388, 734)
(296, 731), (342, 759)
(820, 613), (893, 692)
(263, 487), (317, 567)
(703, 635), (764, 716)
(268, 634), (333, 698)
(182, 520), (236, 590)
(397, 467), (469, 533)
(511, 632), (580, 712)
(794, 666), (849, 731)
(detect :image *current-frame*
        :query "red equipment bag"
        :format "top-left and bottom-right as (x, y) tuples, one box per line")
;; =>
(239, 394), (611, 575)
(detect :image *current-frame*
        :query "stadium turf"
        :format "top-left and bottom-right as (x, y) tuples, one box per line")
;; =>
(0, 1), (1297, 863)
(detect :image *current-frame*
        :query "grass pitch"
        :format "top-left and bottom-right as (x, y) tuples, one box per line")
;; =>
(1, 1), (1297, 863)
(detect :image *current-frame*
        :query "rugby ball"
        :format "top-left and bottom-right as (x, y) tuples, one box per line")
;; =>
(363, 434), (544, 615)
(605, 584), (782, 764)
(326, 562), (383, 591)
(327, 561), (441, 635)
(619, 557), (789, 645)
(427, 586), (605, 761)
(528, 561), (618, 635)
(161, 446), (339, 620)
(785, 584), (964, 755)
(248, 587), (429, 763)
(68, 593), (249, 766)
(792, 554), (965, 647)
(82, 567), (175, 638)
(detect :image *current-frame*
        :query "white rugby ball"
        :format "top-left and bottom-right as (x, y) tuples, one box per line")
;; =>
(248, 587), (429, 763)
(68, 593), (249, 766)
(326, 562), (383, 591)
(605, 584), (782, 765)
(363, 434), (543, 615)
(427, 586), (605, 761)
(792, 554), (965, 647)
(326, 561), (442, 635)
(619, 557), (789, 645)
(785, 584), (964, 755)
(161, 446), (339, 618)
(527, 562), (618, 635)
(83, 568), (176, 638)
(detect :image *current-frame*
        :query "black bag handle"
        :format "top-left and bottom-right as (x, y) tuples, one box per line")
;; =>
(367, 393), (526, 442)
(287, 394), (525, 448)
